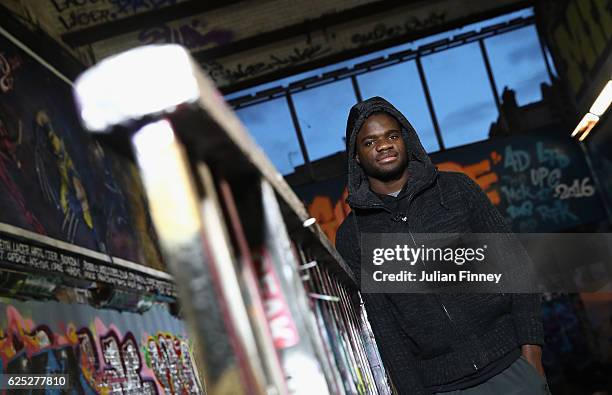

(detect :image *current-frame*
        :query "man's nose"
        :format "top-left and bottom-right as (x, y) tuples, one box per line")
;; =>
(375, 140), (392, 151)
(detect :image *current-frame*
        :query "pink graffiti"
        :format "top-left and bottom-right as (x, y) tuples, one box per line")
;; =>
(144, 333), (202, 395)
(0, 106), (46, 234)
(0, 306), (201, 394)
(0, 53), (21, 93)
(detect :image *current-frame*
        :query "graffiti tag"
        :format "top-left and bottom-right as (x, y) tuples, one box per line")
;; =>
(138, 19), (233, 50)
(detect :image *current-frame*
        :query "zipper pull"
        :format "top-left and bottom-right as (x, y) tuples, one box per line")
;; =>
(391, 212), (408, 222)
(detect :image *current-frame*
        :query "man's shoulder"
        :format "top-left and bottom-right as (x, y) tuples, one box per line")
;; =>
(337, 211), (356, 239)
(437, 170), (478, 191)
(437, 169), (472, 182)
(336, 211), (361, 251)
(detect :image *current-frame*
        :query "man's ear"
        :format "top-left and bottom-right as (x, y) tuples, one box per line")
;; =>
(355, 155), (360, 164)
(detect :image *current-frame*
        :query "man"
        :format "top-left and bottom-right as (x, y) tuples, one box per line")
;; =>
(335, 97), (548, 394)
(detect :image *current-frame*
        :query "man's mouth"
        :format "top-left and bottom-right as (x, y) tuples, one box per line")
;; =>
(376, 152), (398, 163)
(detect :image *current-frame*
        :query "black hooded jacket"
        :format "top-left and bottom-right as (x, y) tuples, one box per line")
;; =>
(335, 97), (544, 394)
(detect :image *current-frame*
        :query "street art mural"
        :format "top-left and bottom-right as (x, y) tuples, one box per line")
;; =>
(536, 0), (611, 99)
(34, 110), (94, 243)
(432, 134), (604, 232)
(0, 300), (202, 394)
(0, 31), (162, 268)
(295, 132), (606, 243)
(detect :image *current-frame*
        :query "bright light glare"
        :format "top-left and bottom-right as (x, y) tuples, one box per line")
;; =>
(570, 113), (599, 139)
(302, 217), (316, 227)
(133, 119), (200, 242)
(133, 119), (175, 156)
(74, 45), (199, 132)
(578, 120), (597, 141)
(589, 80), (612, 116)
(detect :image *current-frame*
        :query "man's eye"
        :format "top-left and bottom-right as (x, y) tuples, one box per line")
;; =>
(389, 134), (400, 139)
(364, 141), (374, 147)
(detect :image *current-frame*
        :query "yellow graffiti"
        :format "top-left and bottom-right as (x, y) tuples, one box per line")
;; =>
(36, 111), (93, 229)
(125, 164), (164, 270)
(144, 332), (201, 394)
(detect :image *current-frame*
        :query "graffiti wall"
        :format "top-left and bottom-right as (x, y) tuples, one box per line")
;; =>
(535, 0), (611, 107)
(0, 31), (163, 270)
(0, 32), (203, 394)
(0, 299), (202, 394)
(16, 0), (527, 89)
(295, 132), (607, 243)
(433, 133), (605, 232)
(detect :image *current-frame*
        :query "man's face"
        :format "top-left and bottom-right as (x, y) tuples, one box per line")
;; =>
(355, 113), (408, 181)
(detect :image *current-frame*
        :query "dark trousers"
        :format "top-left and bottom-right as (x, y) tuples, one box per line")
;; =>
(436, 356), (551, 394)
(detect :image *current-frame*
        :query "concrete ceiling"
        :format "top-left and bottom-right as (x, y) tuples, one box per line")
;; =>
(5, 0), (531, 91)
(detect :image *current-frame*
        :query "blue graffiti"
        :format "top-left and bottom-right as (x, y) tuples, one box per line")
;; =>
(536, 200), (579, 223)
(506, 201), (533, 219)
(503, 145), (531, 172)
(536, 142), (570, 168)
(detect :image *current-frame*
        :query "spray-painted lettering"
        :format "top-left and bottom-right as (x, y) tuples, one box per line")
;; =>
(351, 12), (446, 46)
(138, 19), (234, 50)
(0, 306), (201, 394)
(554, 177), (595, 200)
(53, 0), (178, 31)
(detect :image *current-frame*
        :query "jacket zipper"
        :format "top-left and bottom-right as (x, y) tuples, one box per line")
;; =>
(440, 302), (478, 371)
(403, 213), (479, 372)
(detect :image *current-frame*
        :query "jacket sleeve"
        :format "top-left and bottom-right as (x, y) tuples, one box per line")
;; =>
(510, 294), (544, 346)
(335, 214), (361, 285)
(336, 215), (432, 394)
(457, 173), (544, 346)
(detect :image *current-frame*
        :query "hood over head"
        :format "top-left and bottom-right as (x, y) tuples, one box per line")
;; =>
(345, 96), (439, 209)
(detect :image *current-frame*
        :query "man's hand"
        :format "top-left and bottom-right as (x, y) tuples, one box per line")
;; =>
(521, 344), (545, 377)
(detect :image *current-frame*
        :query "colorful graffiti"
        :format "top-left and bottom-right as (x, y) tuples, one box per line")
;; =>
(0, 52), (21, 93)
(0, 303), (201, 394)
(138, 19), (234, 50)
(436, 150), (502, 205)
(537, 0), (611, 96)
(35, 110), (93, 243)
(307, 188), (350, 245)
(144, 333), (201, 394)
(119, 165), (164, 270)
(0, 29), (163, 268)
(0, 102), (46, 235)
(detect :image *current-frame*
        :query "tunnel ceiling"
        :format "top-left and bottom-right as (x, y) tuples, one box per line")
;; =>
(6, 0), (531, 92)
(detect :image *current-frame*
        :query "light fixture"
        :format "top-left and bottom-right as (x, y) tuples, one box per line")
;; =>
(589, 80), (611, 116)
(302, 217), (316, 227)
(571, 79), (611, 141)
(571, 113), (599, 138)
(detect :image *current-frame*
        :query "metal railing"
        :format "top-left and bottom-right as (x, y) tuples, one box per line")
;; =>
(73, 44), (391, 395)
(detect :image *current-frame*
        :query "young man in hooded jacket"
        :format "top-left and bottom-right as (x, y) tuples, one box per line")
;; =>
(335, 97), (549, 394)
